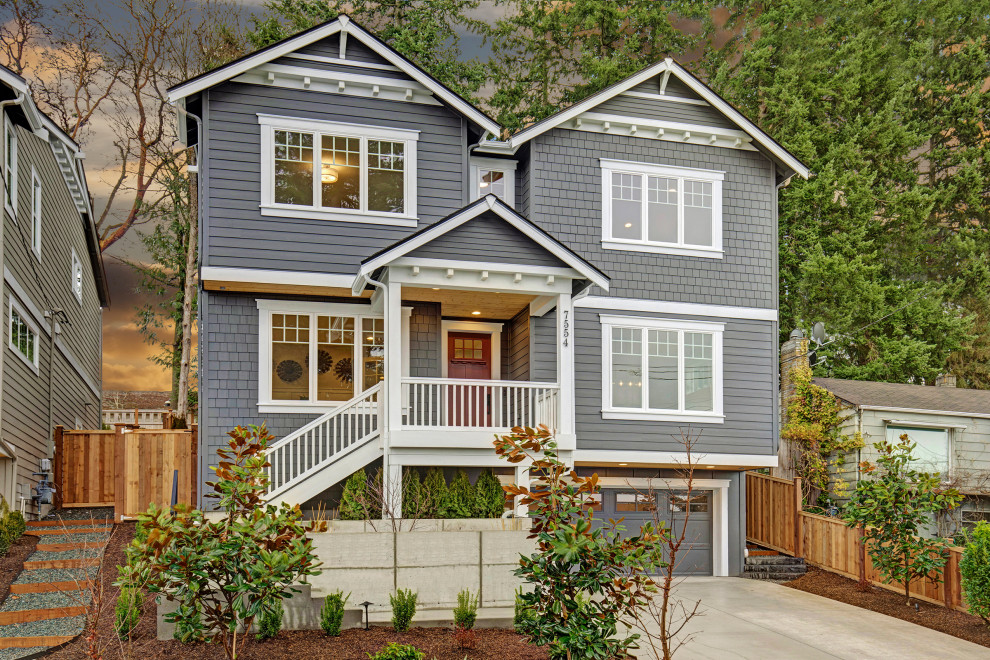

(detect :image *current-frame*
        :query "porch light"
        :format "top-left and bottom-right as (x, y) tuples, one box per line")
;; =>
(321, 164), (339, 184)
(471, 311), (481, 315)
(618, 463), (627, 466)
(480, 179), (489, 188)
(706, 466), (715, 469)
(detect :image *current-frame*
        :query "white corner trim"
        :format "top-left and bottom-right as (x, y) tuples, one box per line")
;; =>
(440, 320), (502, 379)
(576, 296), (778, 322)
(600, 240), (724, 259)
(202, 267), (355, 290)
(572, 449), (778, 469)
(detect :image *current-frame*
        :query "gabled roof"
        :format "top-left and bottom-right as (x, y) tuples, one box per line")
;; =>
(167, 15), (500, 136)
(354, 195), (610, 293)
(0, 63), (109, 307)
(814, 378), (990, 417)
(477, 58), (810, 180)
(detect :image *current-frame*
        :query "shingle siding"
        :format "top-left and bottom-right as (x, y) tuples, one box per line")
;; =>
(406, 211), (567, 267)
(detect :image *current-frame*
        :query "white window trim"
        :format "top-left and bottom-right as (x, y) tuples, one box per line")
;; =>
(258, 114), (419, 227)
(256, 299), (409, 413)
(71, 248), (83, 305)
(8, 298), (39, 375)
(29, 167), (41, 260)
(440, 320), (503, 379)
(600, 314), (724, 423)
(3, 115), (16, 219)
(884, 423), (952, 473)
(469, 156), (516, 206)
(600, 158), (723, 259)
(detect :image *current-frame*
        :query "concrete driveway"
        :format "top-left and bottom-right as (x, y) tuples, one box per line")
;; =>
(630, 577), (988, 659)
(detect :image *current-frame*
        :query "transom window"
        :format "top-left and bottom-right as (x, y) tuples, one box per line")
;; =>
(470, 157), (516, 205)
(3, 115), (15, 214)
(601, 158), (723, 258)
(9, 303), (38, 370)
(602, 315), (724, 423)
(260, 115), (418, 226)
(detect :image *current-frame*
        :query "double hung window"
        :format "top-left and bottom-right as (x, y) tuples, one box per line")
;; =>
(260, 115), (418, 226)
(9, 301), (38, 372)
(601, 159), (723, 258)
(602, 315), (723, 422)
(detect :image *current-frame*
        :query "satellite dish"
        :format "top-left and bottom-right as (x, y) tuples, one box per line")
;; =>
(811, 322), (826, 345)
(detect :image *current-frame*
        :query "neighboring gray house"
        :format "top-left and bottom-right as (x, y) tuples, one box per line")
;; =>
(168, 15), (809, 576)
(0, 65), (109, 516)
(814, 376), (990, 536)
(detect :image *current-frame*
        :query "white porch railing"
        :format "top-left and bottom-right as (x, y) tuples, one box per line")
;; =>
(266, 382), (383, 498)
(401, 378), (558, 430)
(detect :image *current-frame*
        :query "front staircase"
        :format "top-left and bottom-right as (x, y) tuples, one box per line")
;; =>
(743, 546), (807, 581)
(266, 383), (383, 505)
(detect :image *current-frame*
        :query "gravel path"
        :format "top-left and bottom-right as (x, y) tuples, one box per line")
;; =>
(0, 614), (85, 638)
(28, 548), (104, 562)
(13, 568), (97, 584)
(0, 590), (89, 611)
(0, 647), (49, 660)
(42, 507), (114, 522)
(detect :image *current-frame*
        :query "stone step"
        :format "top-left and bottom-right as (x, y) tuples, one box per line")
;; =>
(743, 571), (803, 581)
(745, 555), (806, 566)
(744, 563), (806, 573)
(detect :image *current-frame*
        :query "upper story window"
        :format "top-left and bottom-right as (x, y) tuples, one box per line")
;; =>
(601, 315), (724, 423)
(8, 300), (39, 373)
(259, 114), (418, 227)
(3, 115), (16, 215)
(257, 300), (385, 411)
(600, 158), (723, 259)
(30, 167), (41, 258)
(71, 249), (83, 304)
(470, 157), (516, 205)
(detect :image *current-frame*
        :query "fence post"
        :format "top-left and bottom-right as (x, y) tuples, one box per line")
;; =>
(858, 526), (868, 589)
(53, 426), (63, 509)
(793, 476), (803, 557)
(190, 425), (198, 508)
(114, 425), (125, 522)
(944, 551), (954, 609)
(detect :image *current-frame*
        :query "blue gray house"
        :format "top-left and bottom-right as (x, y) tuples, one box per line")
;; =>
(168, 15), (809, 576)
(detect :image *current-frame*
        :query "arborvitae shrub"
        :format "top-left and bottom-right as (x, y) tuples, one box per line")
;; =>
(339, 469), (368, 520)
(443, 470), (475, 518)
(421, 468), (447, 518)
(474, 470), (505, 518)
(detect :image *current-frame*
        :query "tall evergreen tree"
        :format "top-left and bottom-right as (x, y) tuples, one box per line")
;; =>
(705, 0), (988, 384)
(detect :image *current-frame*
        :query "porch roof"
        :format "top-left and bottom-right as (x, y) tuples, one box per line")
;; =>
(353, 195), (609, 294)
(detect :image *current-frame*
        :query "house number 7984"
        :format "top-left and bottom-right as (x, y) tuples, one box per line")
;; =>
(562, 310), (570, 348)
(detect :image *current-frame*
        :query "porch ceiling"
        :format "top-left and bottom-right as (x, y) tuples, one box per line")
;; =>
(403, 286), (535, 320)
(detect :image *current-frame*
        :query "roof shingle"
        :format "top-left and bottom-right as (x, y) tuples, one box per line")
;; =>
(813, 378), (990, 416)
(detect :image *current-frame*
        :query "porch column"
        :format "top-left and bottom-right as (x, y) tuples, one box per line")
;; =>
(382, 279), (403, 518)
(514, 464), (530, 517)
(556, 291), (575, 443)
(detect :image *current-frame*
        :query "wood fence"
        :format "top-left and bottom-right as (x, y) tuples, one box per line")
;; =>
(746, 471), (967, 612)
(55, 425), (197, 522)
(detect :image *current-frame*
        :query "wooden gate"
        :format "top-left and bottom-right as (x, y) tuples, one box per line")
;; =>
(55, 425), (197, 521)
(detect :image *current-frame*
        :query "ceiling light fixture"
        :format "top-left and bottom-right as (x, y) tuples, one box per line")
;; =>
(624, 222), (633, 228)
(618, 463), (627, 466)
(706, 465), (715, 469)
(321, 165), (339, 184)
(431, 287), (440, 290)
(471, 310), (481, 315)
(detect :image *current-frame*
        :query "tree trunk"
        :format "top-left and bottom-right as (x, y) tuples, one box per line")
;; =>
(176, 148), (198, 426)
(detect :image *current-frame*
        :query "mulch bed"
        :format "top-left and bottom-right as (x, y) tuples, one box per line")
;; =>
(48, 522), (547, 660)
(0, 536), (39, 605)
(785, 566), (990, 648)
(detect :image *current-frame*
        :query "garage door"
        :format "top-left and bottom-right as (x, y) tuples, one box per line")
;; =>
(589, 488), (713, 575)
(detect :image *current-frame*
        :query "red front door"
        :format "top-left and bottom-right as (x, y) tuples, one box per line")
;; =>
(447, 332), (492, 426)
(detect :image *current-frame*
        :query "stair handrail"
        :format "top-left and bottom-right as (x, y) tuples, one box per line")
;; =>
(266, 382), (383, 452)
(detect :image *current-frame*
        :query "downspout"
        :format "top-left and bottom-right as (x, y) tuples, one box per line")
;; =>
(0, 94), (24, 505)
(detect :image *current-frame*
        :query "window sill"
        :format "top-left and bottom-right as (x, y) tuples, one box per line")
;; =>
(260, 205), (418, 227)
(258, 402), (349, 414)
(8, 345), (39, 376)
(601, 409), (725, 424)
(601, 240), (723, 259)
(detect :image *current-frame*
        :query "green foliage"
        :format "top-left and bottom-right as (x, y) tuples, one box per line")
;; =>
(248, 0), (486, 101)
(256, 598), (283, 641)
(960, 522), (990, 626)
(0, 498), (25, 556)
(114, 586), (143, 639)
(513, 588), (536, 633)
(495, 426), (662, 659)
(420, 468), (447, 519)
(401, 468), (423, 519)
(474, 470), (505, 518)
(320, 590), (349, 636)
(389, 588), (418, 632)
(707, 0), (989, 386)
(442, 470), (475, 518)
(121, 423), (322, 660)
(843, 437), (962, 604)
(452, 588), (478, 630)
(367, 642), (425, 660)
(782, 365), (862, 501)
(340, 468), (369, 521)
